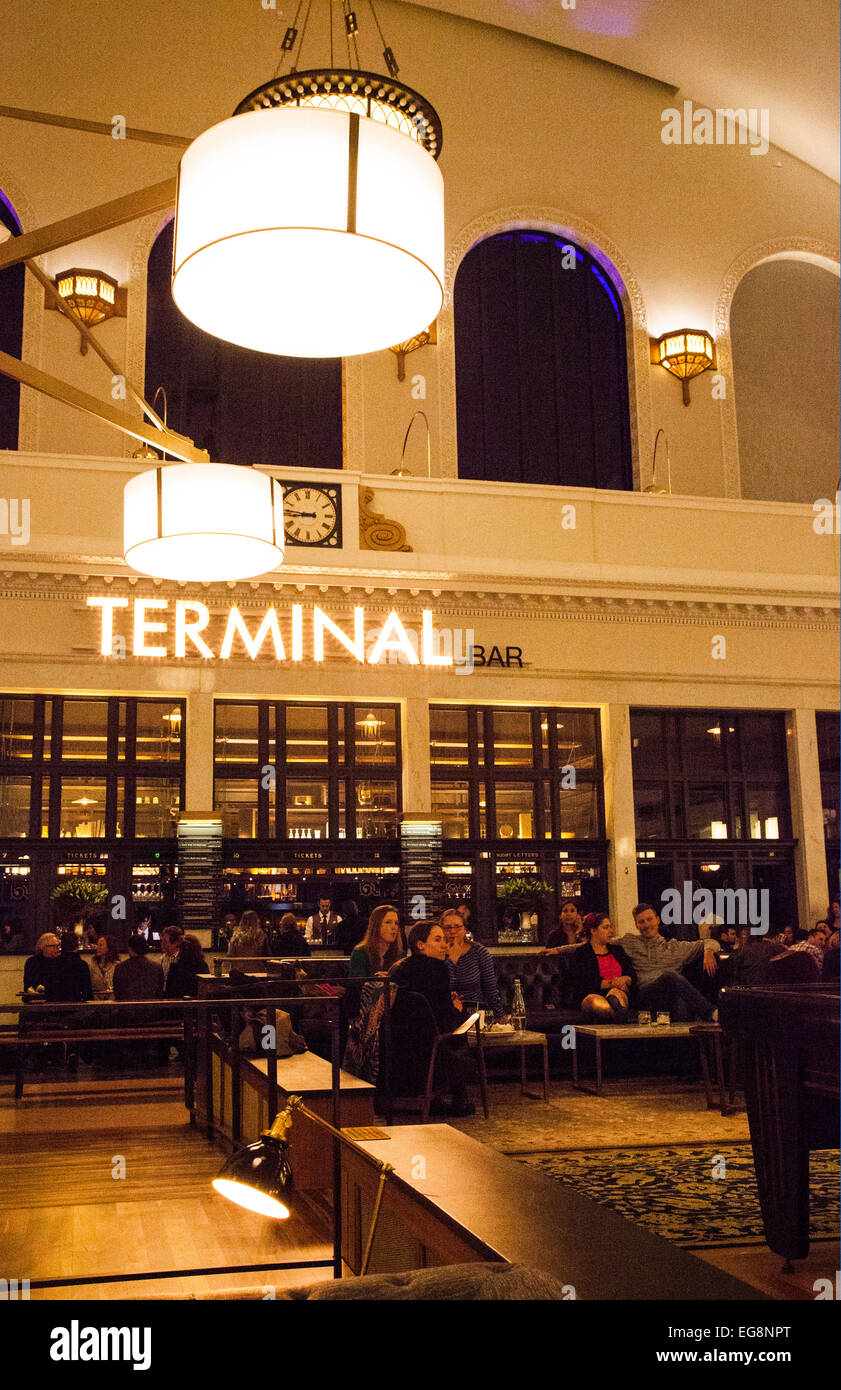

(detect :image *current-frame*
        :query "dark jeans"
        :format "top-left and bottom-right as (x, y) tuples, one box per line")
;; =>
(636, 970), (714, 1023)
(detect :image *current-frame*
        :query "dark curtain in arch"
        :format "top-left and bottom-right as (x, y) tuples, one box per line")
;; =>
(145, 222), (342, 469)
(0, 197), (24, 450)
(454, 232), (632, 489)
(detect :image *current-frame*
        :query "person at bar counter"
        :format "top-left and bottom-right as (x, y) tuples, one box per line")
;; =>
(23, 932), (61, 992)
(161, 927), (208, 997)
(442, 906), (503, 1018)
(305, 896), (342, 947)
(134, 912), (160, 948)
(227, 910), (269, 961)
(569, 912), (636, 1020)
(87, 934), (121, 999)
(540, 898), (584, 955)
(272, 912), (311, 957)
(349, 905), (406, 977)
(617, 903), (718, 1022)
(389, 920), (474, 1116)
(336, 899), (365, 955)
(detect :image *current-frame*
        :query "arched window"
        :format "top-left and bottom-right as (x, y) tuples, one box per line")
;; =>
(731, 259), (839, 503)
(455, 231), (632, 489)
(145, 221), (342, 470)
(0, 192), (24, 450)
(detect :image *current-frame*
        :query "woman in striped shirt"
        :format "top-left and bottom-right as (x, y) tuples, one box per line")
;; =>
(442, 908), (503, 1018)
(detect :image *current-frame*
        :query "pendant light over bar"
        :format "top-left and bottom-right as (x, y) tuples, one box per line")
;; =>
(124, 464), (284, 582)
(171, 1), (445, 358)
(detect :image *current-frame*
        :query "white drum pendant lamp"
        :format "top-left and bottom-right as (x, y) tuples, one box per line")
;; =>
(171, 71), (444, 358)
(124, 463), (284, 581)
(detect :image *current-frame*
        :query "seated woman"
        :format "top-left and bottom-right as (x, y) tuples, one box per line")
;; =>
(569, 913), (636, 1020)
(441, 907), (502, 1018)
(87, 934), (121, 999)
(342, 906), (406, 1084)
(540, 898), (584, 956)
(388, 920), (473, 1116)
(349, 905), (405, 978)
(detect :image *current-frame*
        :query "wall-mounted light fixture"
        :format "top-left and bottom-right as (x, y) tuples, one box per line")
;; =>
(49, 268), (126, 352)
(390, 320), (437, 380)
(651, 329), (715, 405)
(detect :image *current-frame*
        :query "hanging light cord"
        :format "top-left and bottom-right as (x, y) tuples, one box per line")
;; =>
(398, 410), (431, 478)
(273, 0), (399, 78)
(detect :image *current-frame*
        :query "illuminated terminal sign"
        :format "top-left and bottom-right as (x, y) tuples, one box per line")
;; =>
(87, 598), (524, 668)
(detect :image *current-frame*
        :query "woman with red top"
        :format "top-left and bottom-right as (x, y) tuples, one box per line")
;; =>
(568, 912), (636, 1020)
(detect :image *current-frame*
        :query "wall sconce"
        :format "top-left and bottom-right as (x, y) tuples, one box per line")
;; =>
(48, 268), (126, 352)
(390, 320), (437, 381)
(651, 329), (715, 405)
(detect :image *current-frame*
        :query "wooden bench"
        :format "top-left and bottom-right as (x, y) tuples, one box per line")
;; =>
(2, 1021), (185, 1099)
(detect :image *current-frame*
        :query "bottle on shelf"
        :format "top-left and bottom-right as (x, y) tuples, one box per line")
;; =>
(511, 978), (527, 1032)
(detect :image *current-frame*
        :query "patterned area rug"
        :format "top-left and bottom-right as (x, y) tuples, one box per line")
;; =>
(515, 1143), (840, 1248)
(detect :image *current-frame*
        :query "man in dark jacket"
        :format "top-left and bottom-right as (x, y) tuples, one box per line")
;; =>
(113, 935), (164, 1002)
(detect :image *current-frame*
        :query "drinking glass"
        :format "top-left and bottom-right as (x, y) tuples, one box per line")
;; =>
(656, 1011), (671, 1026)
(637, 1010), (652, 1026)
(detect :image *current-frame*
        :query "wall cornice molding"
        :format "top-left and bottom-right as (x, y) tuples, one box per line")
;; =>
(0, 571), (836, 631)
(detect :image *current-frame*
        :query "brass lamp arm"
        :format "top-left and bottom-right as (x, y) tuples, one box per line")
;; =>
(0, 178), (177, 272)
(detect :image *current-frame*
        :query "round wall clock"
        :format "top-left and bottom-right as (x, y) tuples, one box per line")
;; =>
(281, 483), (342, 547)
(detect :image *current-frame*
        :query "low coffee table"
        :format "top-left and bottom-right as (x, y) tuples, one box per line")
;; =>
(571, 1022), (693, 1096)
(470, 1028), (549, 1100)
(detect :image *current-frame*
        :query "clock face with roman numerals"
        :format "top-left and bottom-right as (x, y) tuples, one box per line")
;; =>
(281, 484), (342, 548)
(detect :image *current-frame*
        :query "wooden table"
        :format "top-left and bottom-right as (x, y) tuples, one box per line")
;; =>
(470, 1027), (549, 1099)
(571, 1022), (692, 1095)
(343, 1123), (765, 1299)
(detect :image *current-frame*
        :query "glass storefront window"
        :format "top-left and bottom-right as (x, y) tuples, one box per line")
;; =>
(747, 786), (785, 840)
(631, 713), (669, 774)
(59, 778), (108, 837)
(432, 781), (471, 838)
(136, 701), (183, 762)
(740, 714), (786, 775)
(215, 704), (259, 764)
(559, 783), (600, 839)
(492, 711), (533, 767)
(430, 708), (470, 768)
(0, 699), (34, 760)
(686, 785), (729, 840)
(555, 711), (599, 773)
(61, 701), (109, 761)
(494, 782), (535, 839)
(135, 780), (179, 837)
(634, 784), (668, 839)
(681, 714), (727, 774)
(354, 707), (397, 764)
(286, 779), (329, 839)
(216, 778), (259, 838)
(286, 706), (328, 765)
(0, 776), (30, 836)
(355, 780), (398, 838)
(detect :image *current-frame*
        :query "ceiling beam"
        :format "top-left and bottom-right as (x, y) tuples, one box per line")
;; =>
(0, 104), (190, 148)
(0, 178), (177, 270)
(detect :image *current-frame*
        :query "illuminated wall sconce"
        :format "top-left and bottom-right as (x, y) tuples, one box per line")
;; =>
(651, 329), (716, 405)
(48, 268), (126, 352)
(390, 320), (437, 381)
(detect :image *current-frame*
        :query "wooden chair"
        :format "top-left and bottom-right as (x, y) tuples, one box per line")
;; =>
(382, 989), (489, 1122)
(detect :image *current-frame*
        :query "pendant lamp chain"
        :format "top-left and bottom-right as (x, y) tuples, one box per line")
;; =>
(275, 0), (400, 79)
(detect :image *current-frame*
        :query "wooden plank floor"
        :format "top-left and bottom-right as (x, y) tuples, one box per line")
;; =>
(0, 1072), (331, 1299)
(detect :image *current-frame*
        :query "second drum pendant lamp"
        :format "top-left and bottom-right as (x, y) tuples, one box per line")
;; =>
(172, 9), (445, 360)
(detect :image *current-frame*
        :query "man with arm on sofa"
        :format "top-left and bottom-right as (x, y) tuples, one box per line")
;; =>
(617, 903), (719, 1022)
